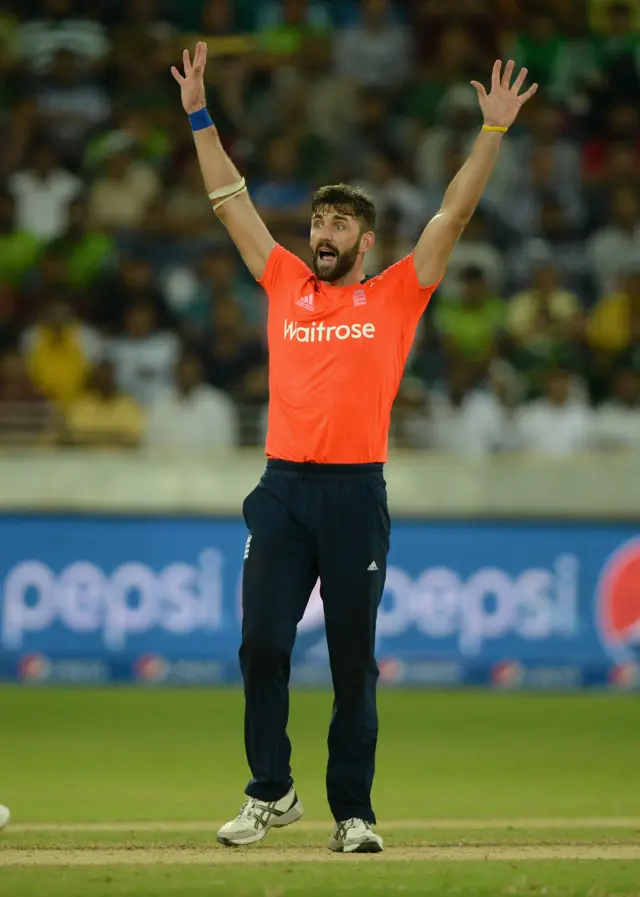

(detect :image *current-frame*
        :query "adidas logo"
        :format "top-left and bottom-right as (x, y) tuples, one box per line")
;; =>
(244, 534), (252, 560)
(367, 561), (379, 571)
(295, 293), (314, 311)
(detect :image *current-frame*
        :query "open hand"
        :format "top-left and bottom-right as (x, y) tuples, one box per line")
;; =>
(171, 41), (208, 114)
(471, 60), (538, 129)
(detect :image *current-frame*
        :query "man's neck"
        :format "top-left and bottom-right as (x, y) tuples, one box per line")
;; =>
(326, 267), (367, 289)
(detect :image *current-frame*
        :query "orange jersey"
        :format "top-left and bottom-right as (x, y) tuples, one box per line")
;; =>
(259, 245), (439, 463)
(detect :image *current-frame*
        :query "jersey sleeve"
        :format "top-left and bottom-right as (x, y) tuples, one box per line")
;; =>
(258, 243), (313, 301)
(377, 254), (441, 325)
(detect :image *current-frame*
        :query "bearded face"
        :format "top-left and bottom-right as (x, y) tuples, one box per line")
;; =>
(311, 234), (363, 282)
(310, 207), (371, 283)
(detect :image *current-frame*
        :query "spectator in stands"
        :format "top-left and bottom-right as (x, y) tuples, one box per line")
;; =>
(203, 297), (267, 401)
(16, 0), (110, 75)
(514, 101), (583, 210)
(407, 26), (478, 130)
(351, 149), (426, 249)
(411, 0), (499, 73)
(252, 135), (310, 229)
(97, 257), (172, 335)
(438, 210), (503, 299)
(117, 197), (190, 274)
(435, 266), (505, 372)
(286, 35), (359, 152)
(333, 0), (412, 90)
(415, 85), (483, 192)
(85, 106), (173, 175)
(147, 350), (238, 450)
(507, 198), (592, 299)
(507, 263), (584, 396)
(587, 187), (640, 295)
(22, 246), (74, 320)
(34, 49), (111, 166)
(335, 88), (405, 176)
(582, 100), (640, 179)
(513, 367), (592, 456)
(164, 247), (264, 340)
(166, 156), (220, 241)
(0, 280), (20, 354)
(111, 48), (173, 112)
(586, 1), (640, 114)
(8, 143), (82, 242)
(65, 359), (144, 448)
(110, 0), (177, 61)
(585, 140), (639, 229)
(507, 7), (567, 92)
(587, 268), (640, 360)
(88, 148), (160, 232)
(0, 349), (57, 445)
(108, 298), (180, 406)
(22, 292), (102, 407)
(402, 362), (509, 457)
(593, 366), (640, 450)
(263, 81), (333, 184)
(48, 196), (115, 290)
(505, 144), (584, 237)
(256, 0), (331, 61)
(0, 190), (41, 288)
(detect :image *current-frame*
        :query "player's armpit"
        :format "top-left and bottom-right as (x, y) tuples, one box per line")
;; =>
(411, 209), (467, 288)
(215, 191), (276, 281)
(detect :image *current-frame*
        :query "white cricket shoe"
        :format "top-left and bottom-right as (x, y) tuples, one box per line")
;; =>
(0, 804), (10, 831)
(217, 786), (304, 847)
(329, 818), (384, 853)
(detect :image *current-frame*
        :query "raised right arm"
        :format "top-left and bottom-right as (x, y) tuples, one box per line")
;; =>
(172, 42), (275, 280)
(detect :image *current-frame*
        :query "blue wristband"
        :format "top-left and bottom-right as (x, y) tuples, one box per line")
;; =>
(189, 108), (213, 131)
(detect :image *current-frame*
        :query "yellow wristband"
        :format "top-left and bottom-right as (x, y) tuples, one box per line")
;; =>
(482, 125), (508, 133)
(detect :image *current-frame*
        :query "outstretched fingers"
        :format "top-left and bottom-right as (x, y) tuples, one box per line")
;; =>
(491, 59), (501, 93)
(170, 65), (184, 84)
(183, 48), (192, 75)
(512, 66), (528, 94)
(470, 80), (488, 101)
(501, 59), (515, 89)
(194, 40), (208, 72)
(519, 82), (539, 103)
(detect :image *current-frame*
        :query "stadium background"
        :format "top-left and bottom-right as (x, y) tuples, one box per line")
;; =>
(0, 0), (639, 691)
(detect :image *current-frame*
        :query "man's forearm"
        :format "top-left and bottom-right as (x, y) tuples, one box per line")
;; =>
(192, 125), (244, 205)
(439, 129), (503, 224)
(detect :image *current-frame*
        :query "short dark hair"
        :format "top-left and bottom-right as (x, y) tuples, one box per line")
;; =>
(311, 184), (376, 232)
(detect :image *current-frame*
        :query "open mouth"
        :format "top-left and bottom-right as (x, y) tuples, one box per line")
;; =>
(318, 247), (338, 263)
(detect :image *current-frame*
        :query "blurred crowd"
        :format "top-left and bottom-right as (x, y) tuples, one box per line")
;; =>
(0, 0), (639, 457)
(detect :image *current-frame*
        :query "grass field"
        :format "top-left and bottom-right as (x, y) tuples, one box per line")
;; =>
(1, 687), (639, 895)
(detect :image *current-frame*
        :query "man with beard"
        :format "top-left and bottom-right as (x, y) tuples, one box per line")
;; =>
(172, 43), (537, 854)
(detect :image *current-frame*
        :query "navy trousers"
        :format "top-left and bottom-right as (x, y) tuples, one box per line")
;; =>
(239, 460), (390, 824)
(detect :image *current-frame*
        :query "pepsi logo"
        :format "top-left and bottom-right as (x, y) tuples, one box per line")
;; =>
(135, 654), (168, 682)
(492, 661), (524, 689)
(596, 538), (640, 665)
(19, 653), (51, 682)
(609, 663), (640, 689)
(378, 658), (405, 684)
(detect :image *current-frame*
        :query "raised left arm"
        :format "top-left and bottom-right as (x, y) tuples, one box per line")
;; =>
(413, 60), (538, 288)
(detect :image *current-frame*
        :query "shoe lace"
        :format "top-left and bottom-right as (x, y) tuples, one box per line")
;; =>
(237, 798), (276, 828)
(337, 818), (372, 838)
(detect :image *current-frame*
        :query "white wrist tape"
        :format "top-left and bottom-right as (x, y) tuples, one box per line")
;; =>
(208, 177), (247, 211)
